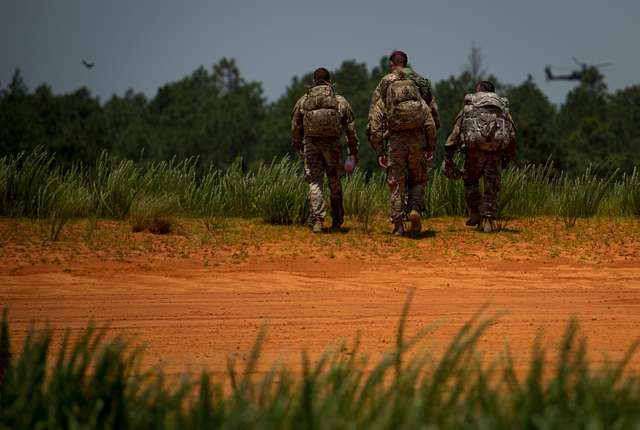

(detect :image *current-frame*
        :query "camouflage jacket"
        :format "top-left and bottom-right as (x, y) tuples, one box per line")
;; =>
(291, 85), (359, 156)
(445, 105), (518, 160)
(366, 70), (439, 156)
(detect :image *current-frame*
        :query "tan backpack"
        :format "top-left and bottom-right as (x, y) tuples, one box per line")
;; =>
(302, 85), (342, 138)
(461, 92), (511, 151)
(385, 79), (427, 132)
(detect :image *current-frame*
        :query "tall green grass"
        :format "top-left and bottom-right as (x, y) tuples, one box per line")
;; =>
(557, 168), (620, 227)
(0, 149), (637, 238)
(424, 167), (466, 217)
(252, 156), (309, 225)
(342, 169), (386, 231)
(502, 161), (557, 219)
(2, 296), (640, 428)
(604, 168), (640, 217)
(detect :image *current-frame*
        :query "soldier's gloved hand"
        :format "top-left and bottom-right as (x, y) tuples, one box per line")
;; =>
(377, 155), (388, 169)
(442, 156), (463, 180)
(344, 154), (357, 174)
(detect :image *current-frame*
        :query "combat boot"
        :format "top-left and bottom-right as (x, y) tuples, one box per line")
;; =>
(312, 220), (323, 234)
(465, 211), (481, 227)
(408, 209), (421, 235)
(482, 216), (495, 233)
(392, 221), (404, 237)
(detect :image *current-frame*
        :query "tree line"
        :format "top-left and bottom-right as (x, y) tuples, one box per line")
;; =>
(1, 53), (638, 174)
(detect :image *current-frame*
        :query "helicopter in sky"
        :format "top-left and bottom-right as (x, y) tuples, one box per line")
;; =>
(545, 58), (611, 84)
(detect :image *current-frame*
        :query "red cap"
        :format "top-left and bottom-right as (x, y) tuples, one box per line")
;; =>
(389, 50), (408, 62)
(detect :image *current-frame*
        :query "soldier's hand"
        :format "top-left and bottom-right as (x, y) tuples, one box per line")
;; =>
(344, 154), (357, 174)
(377, 155), (388, 169)
(443, 156), (463, 180)
(424, 150), (434, 162)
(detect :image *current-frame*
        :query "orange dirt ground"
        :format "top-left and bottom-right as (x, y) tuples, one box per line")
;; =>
(1, 217), (640, 378)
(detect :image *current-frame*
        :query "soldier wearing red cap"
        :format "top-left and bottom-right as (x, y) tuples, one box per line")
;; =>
(367, 51), (439, 236)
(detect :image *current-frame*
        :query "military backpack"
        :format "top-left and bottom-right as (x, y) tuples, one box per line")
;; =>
(302, 85), (342, 138)
(400, 67), (433, 104)
(385, 78), (427, 132)
(461, 92), (511, 151)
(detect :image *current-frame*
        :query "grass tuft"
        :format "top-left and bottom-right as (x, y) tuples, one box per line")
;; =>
(130, 194), (180, 234)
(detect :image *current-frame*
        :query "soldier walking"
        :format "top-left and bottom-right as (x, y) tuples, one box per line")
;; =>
(367, 50), (439, 236)
(291, 68), (359, 233)
(443, 80), (517, 232)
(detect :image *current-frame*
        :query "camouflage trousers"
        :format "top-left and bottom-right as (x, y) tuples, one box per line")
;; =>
(303, 138), (344, 225)
(463, 149), (503, 218)
(386, 130), (428, 223)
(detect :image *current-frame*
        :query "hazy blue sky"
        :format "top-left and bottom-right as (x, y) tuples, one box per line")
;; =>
(1, 0), (638, 104)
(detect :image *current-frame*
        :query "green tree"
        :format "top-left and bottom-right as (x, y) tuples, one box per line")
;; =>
(104, 89), (154, 160)
(505, 76), (557, 165)
(258, 74), (308, 164)
(52, 87), (107, 163)
(555, 77), (613, 173)
(210, 58), (265, 167)
(0, 54), (639, 176)
(148, 59), (265, 168)
(606, 85), (640, 171)
(0, 69), (40, 156)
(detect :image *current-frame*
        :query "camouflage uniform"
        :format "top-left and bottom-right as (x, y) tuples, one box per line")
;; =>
(445, 105), (517, 218)
(367, 70), (438, 223)
(399, 67), (440, 129)
(291, 86), (359, 226)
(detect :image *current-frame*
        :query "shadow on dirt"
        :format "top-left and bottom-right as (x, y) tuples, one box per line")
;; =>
(382, 229), (436, 239)
(481, 226), (522, 234)
(321, 227), (352, 234)
(406, 230), (437, 239)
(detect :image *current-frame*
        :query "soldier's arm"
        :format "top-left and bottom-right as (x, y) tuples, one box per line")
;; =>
(369, 79), (385, 115)
(421, 79), (434, 105)
(338, 96), (359, 156)
(367, 98), (387, 157)
(504, 113), (518, 163)
(291, 97), (305, 152)
(422, 99), (437, 153)
(444, 109), (464, 157)
(430, 96), (441, 130)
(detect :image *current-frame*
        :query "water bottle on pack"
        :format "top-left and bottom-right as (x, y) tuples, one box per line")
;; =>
(344, 155), (356, 173)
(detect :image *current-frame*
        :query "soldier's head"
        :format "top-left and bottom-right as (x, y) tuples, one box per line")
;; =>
(313, 68), (331, 85)
(476, 80), (496, 93)
(388, 50), (408, 71)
